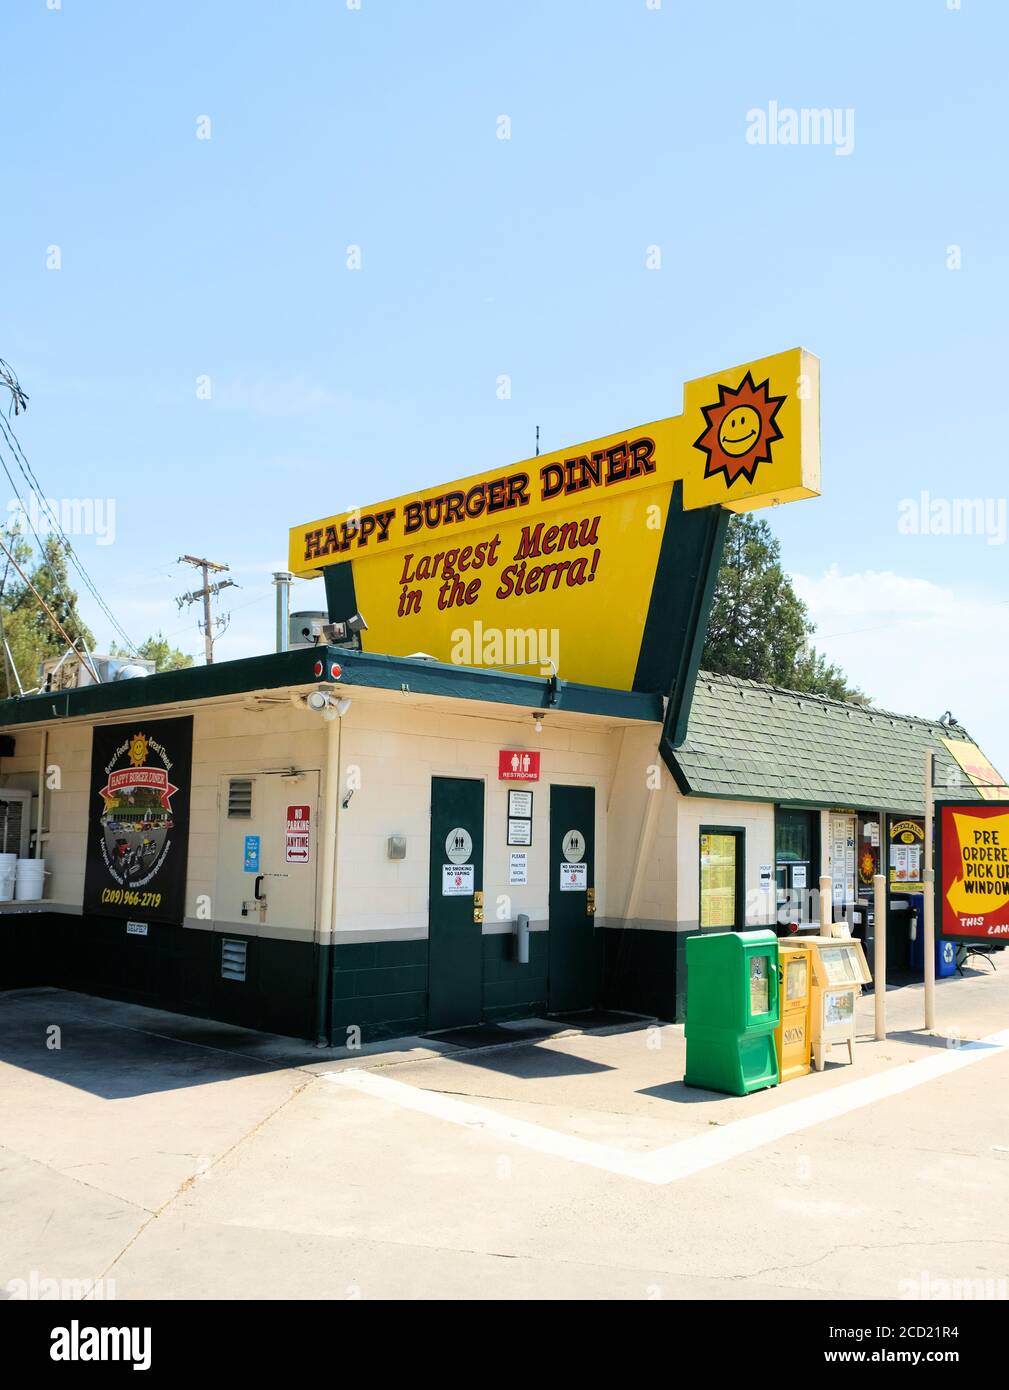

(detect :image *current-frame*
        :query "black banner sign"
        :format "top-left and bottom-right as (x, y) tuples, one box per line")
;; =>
(82, 717), (193, 925)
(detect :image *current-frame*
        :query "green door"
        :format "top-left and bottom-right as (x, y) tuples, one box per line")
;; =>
(428, 777), (485, 1030)
(548, 784), (596, 1012)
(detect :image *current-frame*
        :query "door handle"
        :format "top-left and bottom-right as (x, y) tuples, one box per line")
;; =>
(254, 875), (266, 901)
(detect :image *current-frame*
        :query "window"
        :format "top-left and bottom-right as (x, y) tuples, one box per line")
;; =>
(699, 827), (744, 930)
(775, 807), (820, 924)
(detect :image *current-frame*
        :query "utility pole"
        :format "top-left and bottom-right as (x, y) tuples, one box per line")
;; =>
(176, 555), (237, 665)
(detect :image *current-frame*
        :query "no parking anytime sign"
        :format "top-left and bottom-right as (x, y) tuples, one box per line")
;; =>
(286, 805), (311, 864)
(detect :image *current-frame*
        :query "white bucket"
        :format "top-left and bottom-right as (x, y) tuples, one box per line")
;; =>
(0, 852), (18, 902)
(15, 858), (47, 901)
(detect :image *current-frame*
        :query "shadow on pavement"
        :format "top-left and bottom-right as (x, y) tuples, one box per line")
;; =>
(0, 988), (299, 1099)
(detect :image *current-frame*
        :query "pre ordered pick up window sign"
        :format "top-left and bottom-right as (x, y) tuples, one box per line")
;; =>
(82, 717), (193, 926)
(937, 799), (1009, 940)
(699, 827), (744, 930)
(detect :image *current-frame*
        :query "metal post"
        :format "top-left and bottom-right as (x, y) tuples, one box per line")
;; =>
(314, 703), (343, 1046)
(818, 874), (832, 935)
(35, 729), (47, 859)
(923, 750), (936, 1031)
(873, 872), (886, 1039)
(273, 572), (292, 653)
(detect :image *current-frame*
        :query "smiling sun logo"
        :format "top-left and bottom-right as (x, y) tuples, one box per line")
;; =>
(693, 371), (786, 486)
(128, 733), (149, 768)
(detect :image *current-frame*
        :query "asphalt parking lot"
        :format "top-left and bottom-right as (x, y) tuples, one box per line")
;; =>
(2, 962), (1008, 1300)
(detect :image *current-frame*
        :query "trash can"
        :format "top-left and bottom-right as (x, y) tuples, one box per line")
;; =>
(908, 892), (958, 979)
(774, 942), (812, 1082)
(685, 930), (779, 1095)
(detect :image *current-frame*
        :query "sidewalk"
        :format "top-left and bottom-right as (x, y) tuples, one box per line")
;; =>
(2, 958), (1007, 1299)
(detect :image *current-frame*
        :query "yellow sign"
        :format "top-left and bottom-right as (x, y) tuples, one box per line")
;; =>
(290, 347), (820, 690)
(942, 738), (1009, 801)
(889, 817), (924, 892)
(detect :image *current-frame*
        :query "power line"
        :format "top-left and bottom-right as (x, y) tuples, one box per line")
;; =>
(0, 531), (101, 683)
(0, 402), (139, 657)
(0, 359), (29, 416)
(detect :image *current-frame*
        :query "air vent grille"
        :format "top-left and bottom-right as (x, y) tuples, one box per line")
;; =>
(221, 938), (248, 982)
(227, 779), (253, 818)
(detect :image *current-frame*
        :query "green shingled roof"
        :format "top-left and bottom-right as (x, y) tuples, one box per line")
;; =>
(669, 672), (1001, 814)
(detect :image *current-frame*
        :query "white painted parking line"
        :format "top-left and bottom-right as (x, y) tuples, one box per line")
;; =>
(324, 1028), (1009, 1186)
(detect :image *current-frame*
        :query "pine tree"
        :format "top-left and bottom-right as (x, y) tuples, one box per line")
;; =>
(702, 514), (863, 701)
(0, 532), (96, 695)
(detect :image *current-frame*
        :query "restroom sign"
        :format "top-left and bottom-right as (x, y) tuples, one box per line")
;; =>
(286, 805), (311, 863)
(499, 750), (540, 782)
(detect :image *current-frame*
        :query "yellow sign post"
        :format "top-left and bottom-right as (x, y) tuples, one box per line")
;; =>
(290, 347), (819, 693)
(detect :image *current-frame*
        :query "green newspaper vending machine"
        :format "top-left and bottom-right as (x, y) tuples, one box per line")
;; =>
(684, 930), (780, 1095)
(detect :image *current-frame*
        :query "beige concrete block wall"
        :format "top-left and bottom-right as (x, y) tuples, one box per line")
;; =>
(185, 702), (326, 925)
(2, 692), (671, 945)
(0, 703), (328, 921)
(602, 724), (676, 928)
(674, 795), (776, 929)
(332, 695), (617, 940)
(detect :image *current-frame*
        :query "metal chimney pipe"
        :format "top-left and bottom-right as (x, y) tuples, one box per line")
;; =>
(273, 572), (293, 653)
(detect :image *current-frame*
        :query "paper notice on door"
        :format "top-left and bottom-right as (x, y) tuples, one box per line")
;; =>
(560, 862), (587, 891)
(442, 863), (474, 896)
(509, 852), (528, 885)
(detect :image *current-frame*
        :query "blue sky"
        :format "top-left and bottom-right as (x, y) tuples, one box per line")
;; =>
(3, 0), (1008, 770)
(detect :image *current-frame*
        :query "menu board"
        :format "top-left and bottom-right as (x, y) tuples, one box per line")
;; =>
(700, 832), (737, 929)
(889, 817), (925, 892)
(830, 814), (856, 906)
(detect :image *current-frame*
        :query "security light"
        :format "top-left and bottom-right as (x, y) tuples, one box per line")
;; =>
(321, 613), (368, 646)
(305, 690), (352, 720)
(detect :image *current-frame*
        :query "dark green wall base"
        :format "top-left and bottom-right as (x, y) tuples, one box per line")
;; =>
(0, 914), (317, 1041)
(482, 930), (548, 1022)
(599, 926), (683, 1022)
(330, 937), (428, 1044)
(1, 916), (686, 1044)
(328, 931), (550, 1042)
